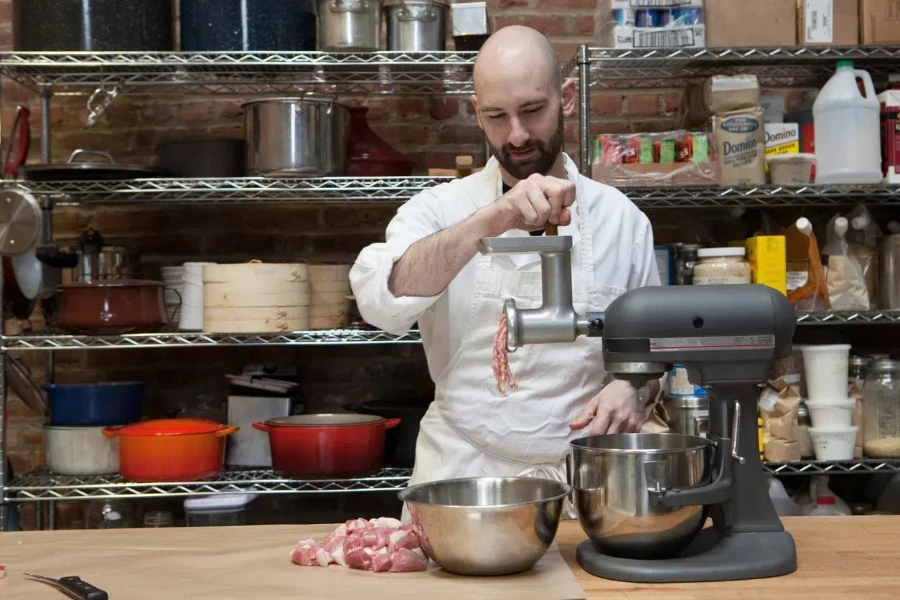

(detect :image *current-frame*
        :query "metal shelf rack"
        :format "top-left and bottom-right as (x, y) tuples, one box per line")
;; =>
(763, 459), (900, 476)
(1, 328), (423, 351)
(575, 45), (900, 176)
(5, 467), (413, 502)
(0, 51), (479, 96)
(8, 179), (900, 207)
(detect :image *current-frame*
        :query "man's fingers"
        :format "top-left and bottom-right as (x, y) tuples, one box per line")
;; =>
(606, 413), (627, 435)
(587, 411), (611, 437)
(570, 395), (599, 430)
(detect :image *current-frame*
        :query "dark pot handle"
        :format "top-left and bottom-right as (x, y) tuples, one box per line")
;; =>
(36, 244), (78, 269)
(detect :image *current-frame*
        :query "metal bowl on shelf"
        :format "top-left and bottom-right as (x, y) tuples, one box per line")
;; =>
(569, 433), (711, 560)
(398, 476), (571, 576)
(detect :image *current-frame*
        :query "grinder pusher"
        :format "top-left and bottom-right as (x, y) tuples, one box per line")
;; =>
(478, 234), (798, 583)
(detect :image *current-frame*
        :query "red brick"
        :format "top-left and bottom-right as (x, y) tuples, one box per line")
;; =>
(429, 98), (460, 121)
(537, 0), (594, 7)
(308, 232), (384, 256)
(436, 124), (484, 145)
(243, 206), (322, 231)
(393, 98), (426, 117)
(573, 15), (595, 36)
(0, 24), (12, 52)
(370, 123), (430, 146)
(590, 92), (623, 115)
(51, 209), (93, 237)
(322, 206), (398, 230)
(93, 208), (172, 233)
(485, 0), (529, 10)
(495, 15), (566, 37)
(590, 120), (630, 135)
(629, 118), (678, 133)
(660, 92), (684, 114)
(625, 94), (661, 116)
(564, 121), (579, 144)
(202, 232), (277, 256)
(0, 1), (12, 22)
(552, 42), (582, 62)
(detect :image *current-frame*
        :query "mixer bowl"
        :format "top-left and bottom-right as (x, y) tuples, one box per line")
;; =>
(569, 433), (711, 559)
(397, 476), (571, 576)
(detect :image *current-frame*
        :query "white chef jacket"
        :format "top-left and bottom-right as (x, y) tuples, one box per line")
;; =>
(350, 153), (661, 382)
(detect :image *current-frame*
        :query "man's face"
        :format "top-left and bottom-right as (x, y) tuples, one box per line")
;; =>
(484, 106), (565, 180)
(472, 65), (571, 181)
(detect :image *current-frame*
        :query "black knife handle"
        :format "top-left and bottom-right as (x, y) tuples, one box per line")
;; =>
(58, 576), (108, 600)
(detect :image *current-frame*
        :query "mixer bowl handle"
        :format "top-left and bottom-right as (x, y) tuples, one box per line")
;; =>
(650, 435), (734, 509)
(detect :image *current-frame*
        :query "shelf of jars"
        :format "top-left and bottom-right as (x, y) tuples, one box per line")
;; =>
(4, 311), (899, 352)
(0, 51), (480, 96)
(7, 179), (899, 207)
(583, 45), (900, 90)
(4, 467), (413, 502)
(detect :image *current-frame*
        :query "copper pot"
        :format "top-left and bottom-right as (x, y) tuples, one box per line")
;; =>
(56, 279), (173, 334)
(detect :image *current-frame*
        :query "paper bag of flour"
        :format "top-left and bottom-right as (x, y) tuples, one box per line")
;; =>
(713, 107), (766, 186)
(759, 378), (801, 462)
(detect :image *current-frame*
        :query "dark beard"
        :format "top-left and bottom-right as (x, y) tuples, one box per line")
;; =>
(488, 107), (565, 181)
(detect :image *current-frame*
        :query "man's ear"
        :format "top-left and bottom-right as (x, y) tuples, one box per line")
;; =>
(560, 79), (577, 118)
(471, 93), (485, 130)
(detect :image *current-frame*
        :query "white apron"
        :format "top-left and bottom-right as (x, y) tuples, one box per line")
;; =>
(403, 157), (629, 521)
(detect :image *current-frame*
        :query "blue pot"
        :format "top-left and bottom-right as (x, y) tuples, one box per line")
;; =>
(44, 382), (144, 427)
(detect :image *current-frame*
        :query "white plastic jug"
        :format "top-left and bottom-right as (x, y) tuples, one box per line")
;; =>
(813, 60), (882, 184)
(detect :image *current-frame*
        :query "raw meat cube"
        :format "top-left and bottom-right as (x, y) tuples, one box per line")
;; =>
(389, 548), (428, 573)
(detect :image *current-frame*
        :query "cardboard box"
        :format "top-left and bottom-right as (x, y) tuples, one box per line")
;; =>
(706, 0), (796, 47)
(595, 0), (706, 49)
(860, 0), (900, 44)
(798, 0), (860, 45)
(765, 123), (801, 156)
(745, 236), (788, 295)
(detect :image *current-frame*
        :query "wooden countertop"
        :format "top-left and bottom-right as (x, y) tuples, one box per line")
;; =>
(1, 516), (899, 599)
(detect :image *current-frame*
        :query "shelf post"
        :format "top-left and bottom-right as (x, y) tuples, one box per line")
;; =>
(578, 45), (590, 177)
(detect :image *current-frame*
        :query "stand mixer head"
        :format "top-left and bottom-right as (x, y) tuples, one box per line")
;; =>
(478, 234), (799, 583)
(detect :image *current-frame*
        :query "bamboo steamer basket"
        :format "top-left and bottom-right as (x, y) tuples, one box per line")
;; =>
(307, 264), (351, 282)
(203, 289), (311, 308)
(203, 317), (311, 334)
(202, 261), (309, 288)
(310, 304), (349, 318)
(310, 315), (350, 329)
(307, 280), (351, 293)
(204, 306), (311, 322)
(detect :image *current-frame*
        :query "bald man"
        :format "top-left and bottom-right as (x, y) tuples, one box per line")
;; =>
(351, 26), (664, 518)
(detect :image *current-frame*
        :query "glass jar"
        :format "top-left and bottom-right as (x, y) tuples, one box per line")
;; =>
(674, 243), (704, 285)
(692, 247), (751, 285)
(798, 402), (815, 458)
(863, 359), (900, 457)
(849, 356), (869, 389)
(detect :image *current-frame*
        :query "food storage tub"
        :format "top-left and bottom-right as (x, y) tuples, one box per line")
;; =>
(801, 344), (851, 403)
(809, 426), (857, 461)
(692, 247), (751, 285)
(864, 359), (900, 457)
(184, 494), (257, 527)
(806, 398), (855, 429)
(768, 153), (816, 185)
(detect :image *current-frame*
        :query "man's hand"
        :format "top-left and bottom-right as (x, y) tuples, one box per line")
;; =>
(569, 379), (660, 436)
(489, 174), (576, 233)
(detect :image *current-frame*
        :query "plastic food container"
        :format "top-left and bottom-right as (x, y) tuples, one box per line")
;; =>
(768, 153), (816, 185)
(800, 344), (851, 403)
(184, 494), (257, 527)
(809, 426), (857, 461)
(805, 398), (855, 429)
(692, 247), (751, 285)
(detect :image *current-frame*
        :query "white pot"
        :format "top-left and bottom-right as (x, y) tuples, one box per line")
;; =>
(45, 425), (119, 475)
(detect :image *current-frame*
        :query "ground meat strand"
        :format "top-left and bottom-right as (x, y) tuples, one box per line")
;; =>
(493, 314), (518, 395)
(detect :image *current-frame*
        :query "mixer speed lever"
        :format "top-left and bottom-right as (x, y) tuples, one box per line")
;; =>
(731, 399), (745, 465)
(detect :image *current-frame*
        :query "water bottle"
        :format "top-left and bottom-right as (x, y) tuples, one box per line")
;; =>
(813, 60), (882, 184)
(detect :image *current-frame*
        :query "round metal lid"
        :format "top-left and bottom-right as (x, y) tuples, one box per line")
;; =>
(383, 0), (450, 7)
(870, 358), (900, 373)
(0, 189), (41, 257)
(266, 414), (385, 427)
(241, 96), (346, 109)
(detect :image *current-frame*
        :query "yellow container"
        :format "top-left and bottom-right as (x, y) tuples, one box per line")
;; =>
(734, 236), (787, 295)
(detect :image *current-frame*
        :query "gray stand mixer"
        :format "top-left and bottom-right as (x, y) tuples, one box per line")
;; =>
(478, 234), (798, 583)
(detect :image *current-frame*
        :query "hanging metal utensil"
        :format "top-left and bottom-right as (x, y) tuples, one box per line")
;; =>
(5, 355), (47, 415)
(3, 105), (31, 179)
(83, 85), (120, 129)
(0, 188), (42, 257)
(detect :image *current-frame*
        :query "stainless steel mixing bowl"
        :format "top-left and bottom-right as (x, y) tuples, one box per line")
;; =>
(569, 433), (711, 559)
(397, 476), (572, 576)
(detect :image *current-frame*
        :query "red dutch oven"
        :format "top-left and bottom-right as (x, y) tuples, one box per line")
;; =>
(253, 414), (401, 478)
(103, 419), (238, 482)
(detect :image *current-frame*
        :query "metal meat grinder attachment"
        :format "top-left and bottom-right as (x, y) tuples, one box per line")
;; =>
(478, 234), (798, 583)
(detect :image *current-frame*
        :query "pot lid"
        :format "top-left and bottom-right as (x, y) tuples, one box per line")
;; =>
(666, 394), (708, 409)
(112, 419), (228, 436)
(266, 414), (385, 427)
(0, 189), (42, 257)
(384, 0), (450, 7)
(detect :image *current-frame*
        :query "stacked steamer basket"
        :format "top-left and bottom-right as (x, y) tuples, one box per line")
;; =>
(307, 264), (352, 329)
(179, 262), (217, 331)
(201, 261), (311, 333)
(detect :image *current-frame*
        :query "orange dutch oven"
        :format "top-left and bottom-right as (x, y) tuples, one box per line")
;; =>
(103, 419), (238, 482)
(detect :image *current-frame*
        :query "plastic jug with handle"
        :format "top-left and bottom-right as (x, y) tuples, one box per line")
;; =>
(813, 60), (882, 184)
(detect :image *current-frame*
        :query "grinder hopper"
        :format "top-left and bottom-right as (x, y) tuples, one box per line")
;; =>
(478, 233), (798, 583)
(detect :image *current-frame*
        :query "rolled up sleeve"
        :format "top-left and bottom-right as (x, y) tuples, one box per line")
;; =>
(628, 215), (661, 290)
(350, 190), (448, 335)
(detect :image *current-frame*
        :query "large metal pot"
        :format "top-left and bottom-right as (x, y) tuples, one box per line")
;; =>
(318, 0), (383, 51)
(665, 394), (709, 438)
(569, 433), (711, 560)
(180, 0), (316, 51)
(13, 0), (173, 51)
(243, 97), (350, 177)
(385, 0), (449, 51)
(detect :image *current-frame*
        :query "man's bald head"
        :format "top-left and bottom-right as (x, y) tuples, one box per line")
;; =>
(473, 26), (562, 96)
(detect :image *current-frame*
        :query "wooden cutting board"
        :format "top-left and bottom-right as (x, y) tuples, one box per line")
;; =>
(0, 524), (586, 600)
